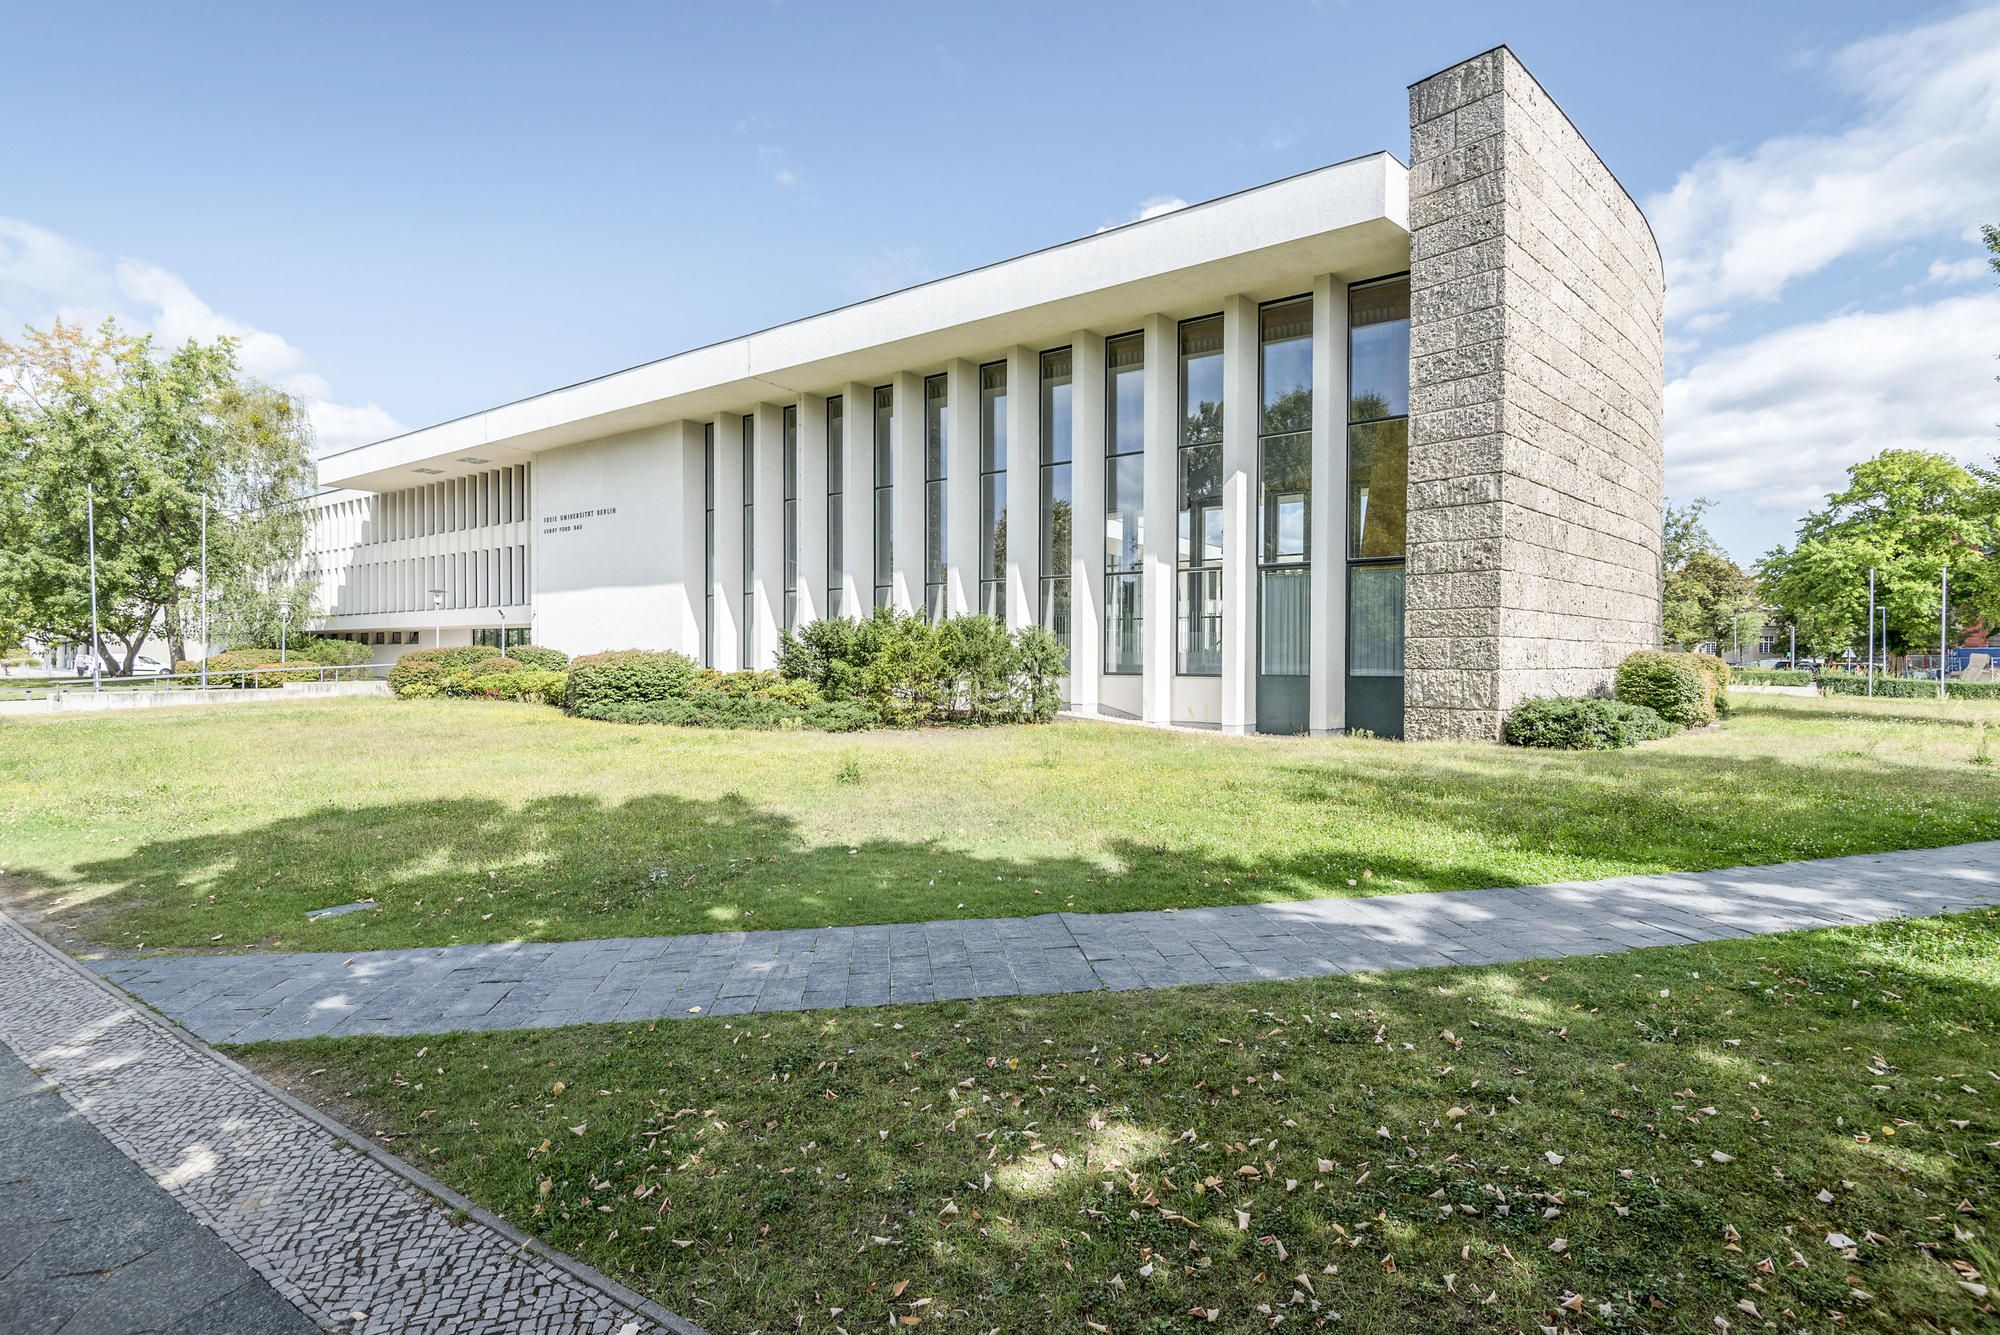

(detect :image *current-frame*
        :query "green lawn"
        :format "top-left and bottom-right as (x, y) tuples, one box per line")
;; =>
(3, 694), (2000, 953)
(242, 910), (2000, 1334)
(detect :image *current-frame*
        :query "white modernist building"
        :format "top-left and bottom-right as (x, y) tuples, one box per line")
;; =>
(310, 48), (1665, 740)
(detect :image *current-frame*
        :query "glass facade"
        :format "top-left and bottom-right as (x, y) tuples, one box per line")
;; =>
(1258, 297), (1313, 679)
(1176, 316), (1223, 675)
(978, 361), (1007, 619)
(1103, 332), (1145, 674)
(782, 404), (798, 632)
(826, 394), (844, 619)
(1347, 277), (1411, 682)
(703, 422), (715, 667)
(873, 386), (893, 609)
(924, 373), (948, 623)
(740, 414), (754, 668)
(1039, 347), (1072, 650)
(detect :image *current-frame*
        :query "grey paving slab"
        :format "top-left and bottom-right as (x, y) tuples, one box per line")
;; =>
(0, 910), (700, 1335)
(87, 842), (2000, 1042)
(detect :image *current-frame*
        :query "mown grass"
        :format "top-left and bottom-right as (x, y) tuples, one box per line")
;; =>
(3, 694), (1999, 953)
(241, 910), (2000, 1334)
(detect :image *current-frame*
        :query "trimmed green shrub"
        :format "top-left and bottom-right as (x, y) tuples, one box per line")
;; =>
(284, 636), (374, 666)
(1503, 696), (1676, 750)
(575, 695), (875, 731)
(186, 649), (325, 687)
(777, 608), (1066, 727)
(1819, 675), (2000, 700)
(1735, 668), (1811, 686)
(565, 649), (702, 713)
(1689, 652), (1732, 690)
(1613, 650), (1713, 727)
(388, 644), (502, 696)
(467, 668), (567, 704)
(508, 645), (569, 671)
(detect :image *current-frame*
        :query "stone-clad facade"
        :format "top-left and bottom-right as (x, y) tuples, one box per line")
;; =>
(1403, 47), (1665, 740)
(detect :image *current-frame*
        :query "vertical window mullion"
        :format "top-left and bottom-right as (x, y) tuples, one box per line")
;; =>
(827, 395), (844, 619)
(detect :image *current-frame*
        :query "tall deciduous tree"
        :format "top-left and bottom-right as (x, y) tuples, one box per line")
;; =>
(1660, 498), (1758, 650)
(0, 319), (317, 674)
(1761, 450), (1999, 657)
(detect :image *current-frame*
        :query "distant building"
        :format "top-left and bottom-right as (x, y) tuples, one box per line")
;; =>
(304, 47), (1664, 740)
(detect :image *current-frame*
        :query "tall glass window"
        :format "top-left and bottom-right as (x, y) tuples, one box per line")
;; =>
(872, 385), (893, 609)
(740, 414), (755, 668)
(1348, 277), (1411, 677)
(782, 404), (799, 632)
(924, 373), (949, 623)
(1103, 332), (1145, 673)
(1039, 347), (1073, 649)
(1259, 297), (1313, 679)
(1177, 315), (1224, 675)
(978, 361), (1007, 620)
(703, 422), (716, 667)
(827, 395), (844, 619)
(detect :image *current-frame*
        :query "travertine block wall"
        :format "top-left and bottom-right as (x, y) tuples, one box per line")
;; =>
(1404, 47), (1664, 740)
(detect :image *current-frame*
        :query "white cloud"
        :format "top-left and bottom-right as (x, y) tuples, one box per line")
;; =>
(1095, 195), (1188, 234)
(756, 144), (801, 190)
(1664, 291), (2000, 518)
(0, 216), (400, 453)
(1927, 255), (1993, 285)
(1649, 5), (2000, 319)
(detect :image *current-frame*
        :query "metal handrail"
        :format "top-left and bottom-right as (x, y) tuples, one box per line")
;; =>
(0, 662), (388, 701)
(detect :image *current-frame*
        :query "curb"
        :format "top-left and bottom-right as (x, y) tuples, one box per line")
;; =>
(0, 902), (710, 1335)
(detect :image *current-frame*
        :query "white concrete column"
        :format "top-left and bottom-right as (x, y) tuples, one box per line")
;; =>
(1220, 294), (1258, 735)
(1140, 314), (1177, 725)
(1309, 274), (1349, 735)
(712, 418), (744, 672)
(753, 403), (786, 666)
(946, 358), (979, 619)
(839, 382), (873, 618)
(1004, 345), (1039, 631)
(1069, 333), (1105, 712)
(796, 393), (829, 627)
(891, 372), (924, 615)
(666, 420), (708, 660)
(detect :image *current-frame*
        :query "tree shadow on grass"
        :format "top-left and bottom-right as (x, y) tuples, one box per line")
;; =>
(8, 719), (1997, 954)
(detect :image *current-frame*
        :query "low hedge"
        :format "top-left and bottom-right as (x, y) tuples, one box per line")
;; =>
(1820, 675), (2000, 700)
(1613, 650), (1713, 727)
(388, 645), (502, 696)
(283, 635), (374, 666)
(573, 695), (876, 731)
(565, 649), (703, 712)
(1503, 696), (1677, 749)
(178, 649), (326, 687)
(508, 645), (568, 671)
(1734, 668), (1811, 686)
(467, 668), (567, 705)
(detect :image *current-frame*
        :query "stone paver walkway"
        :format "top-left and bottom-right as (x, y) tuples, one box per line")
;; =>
(0, 1041), (318, 1335)
(96, 842), (2000, 1044)
(0, 908), (704, 1335)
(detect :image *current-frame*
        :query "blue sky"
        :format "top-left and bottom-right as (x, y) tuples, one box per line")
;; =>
(4, 1), (1998, 562)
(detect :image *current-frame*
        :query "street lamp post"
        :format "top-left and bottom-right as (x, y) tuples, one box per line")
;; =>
(1941, 564), (1949, 700)
(1866, 567), (1876, 698)
(199, 495), (208, 689)
(497, 606), (507, 651)
(431, 589), (444, 648)
(86, 484), (102, 692)
(278, 598), (290, 664)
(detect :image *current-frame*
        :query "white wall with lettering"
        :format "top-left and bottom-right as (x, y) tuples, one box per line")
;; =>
(531, 423), (702, 657)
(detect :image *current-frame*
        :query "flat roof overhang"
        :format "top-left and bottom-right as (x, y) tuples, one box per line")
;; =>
(322, 152), (1409, 492)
